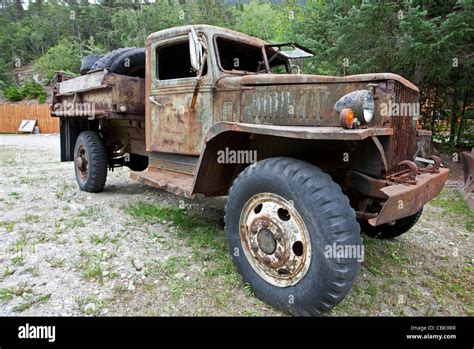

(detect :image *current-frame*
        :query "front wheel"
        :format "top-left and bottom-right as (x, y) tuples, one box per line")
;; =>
(224, 158), (362, 315)
(74, 131), (108, 193)
(358, 209), (423, 239)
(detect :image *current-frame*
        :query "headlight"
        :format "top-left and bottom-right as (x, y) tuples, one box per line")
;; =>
(334, 90), (375, 126)
(362, 92), (374, 123)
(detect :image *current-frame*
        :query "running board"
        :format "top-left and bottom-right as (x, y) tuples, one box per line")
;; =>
(130, 166), (194, 198)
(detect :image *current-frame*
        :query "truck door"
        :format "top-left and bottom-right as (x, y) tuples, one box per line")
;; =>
(146, 34), (213, 156)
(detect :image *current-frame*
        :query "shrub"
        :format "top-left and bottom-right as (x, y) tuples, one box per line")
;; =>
(3, 85), (23, 101)
(2, 80), (46, 103)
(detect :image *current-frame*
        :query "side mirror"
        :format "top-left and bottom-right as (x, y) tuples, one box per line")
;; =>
(188, 27), (208, 112)
(189, 27), (203, 73)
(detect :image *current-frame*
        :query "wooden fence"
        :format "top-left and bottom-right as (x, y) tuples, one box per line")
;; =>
(0, 104), (59, 133)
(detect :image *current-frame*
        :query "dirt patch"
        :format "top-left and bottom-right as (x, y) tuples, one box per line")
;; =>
(0, 135), (472, 316)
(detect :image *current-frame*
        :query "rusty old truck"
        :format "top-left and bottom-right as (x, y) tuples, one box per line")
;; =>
(51, 25), (449, 315)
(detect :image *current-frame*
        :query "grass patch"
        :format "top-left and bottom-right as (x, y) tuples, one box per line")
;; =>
(76, 250), (114, 285)
(25, 266), (40, 277)
(46, 257), (65, 268)
(24, 214), (40, 224)
(90, 233), (110, 245)
(122, 201), (246, 311)
(76, 295), (106, 316)
(124, 201), (235, 283)
(3, 267), (15, 278)
(148, 256), (190, 276)
(13, 293), (51, 313)
(56, 217), (86, 234)
(12, 255), (25, 266)
(431, 188), (474, 231)
(0, 285), (32, 302)
(55, 180), (71, 199)
(0, 220), (16, 232)
(78, 207), (97, 218)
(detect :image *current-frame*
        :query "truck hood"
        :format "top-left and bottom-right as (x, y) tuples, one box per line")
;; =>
(241, 73), (419, 92)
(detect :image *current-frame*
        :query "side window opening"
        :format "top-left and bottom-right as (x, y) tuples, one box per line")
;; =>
(156, 40), (207, 80)
(216, 37), (265, 73)
(266, 47), (289, 74)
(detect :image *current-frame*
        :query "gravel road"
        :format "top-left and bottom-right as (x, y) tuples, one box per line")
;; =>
(0, 134), (472, 316)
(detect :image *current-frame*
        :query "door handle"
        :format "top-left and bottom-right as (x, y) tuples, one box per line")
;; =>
(149, 96), (163, 107)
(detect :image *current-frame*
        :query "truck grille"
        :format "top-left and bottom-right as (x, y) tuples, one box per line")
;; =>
(385, 82), (419, 175)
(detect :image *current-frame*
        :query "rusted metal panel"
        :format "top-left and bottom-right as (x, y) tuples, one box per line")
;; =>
(130, 167), (194, 198)
(384, 82), (419, 175)
(239, 75), (415, 128)
(146, 33), (213, 156)
(52, 71), (145, 120)
(240, 73), (419, 92)
(148, 152), (198, 175)
(148, 85), (213, 155)
(204, 121), (393, 142)
(368, 168), (449, 226)
(146, 25), (267, 50)
(345, 170), (390, 199)
(56, 71), (108, 95)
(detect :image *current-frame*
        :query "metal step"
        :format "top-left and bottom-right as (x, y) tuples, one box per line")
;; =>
(148, 152), (198, 175)
(130, 166), (194, 198)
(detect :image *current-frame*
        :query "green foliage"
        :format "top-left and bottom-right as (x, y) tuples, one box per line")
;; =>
(232, 1), (285, 42)
(0, 58), (12, 89)
(0, 0), (470, 145)
(33, 39), (82, 80)
(3, 85), (23, 101)
(3, 80), (46, 102)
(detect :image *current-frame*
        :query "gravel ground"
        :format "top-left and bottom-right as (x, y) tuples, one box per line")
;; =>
(0, 134), (472, 316)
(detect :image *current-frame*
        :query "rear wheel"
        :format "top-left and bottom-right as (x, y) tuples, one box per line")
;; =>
(358, 209), (423, 239)
(74, 131), (108, 193)
(225, 157), (362, 315)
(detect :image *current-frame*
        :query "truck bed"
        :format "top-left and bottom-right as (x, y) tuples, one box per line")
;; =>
(51, 70), (145, 120)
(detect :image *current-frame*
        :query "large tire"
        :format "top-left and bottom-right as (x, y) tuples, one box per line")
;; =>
(90, 48), (134, 71)
(108, 48), (145, 78)
(359, 209), (423, 239)
(74, 131), (108, 193)
(90, 47), (145, 78)
(80, 54), (104, 75)
(225, 157), (362, 315)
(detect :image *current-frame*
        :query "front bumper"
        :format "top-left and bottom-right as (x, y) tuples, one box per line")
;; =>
(368, 168), (449, 226)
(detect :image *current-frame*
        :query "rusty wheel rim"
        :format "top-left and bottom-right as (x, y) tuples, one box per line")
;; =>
(76, 145), (89, 182)
(239, 193), (311, 287)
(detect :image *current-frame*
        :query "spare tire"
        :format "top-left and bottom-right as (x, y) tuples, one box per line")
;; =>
(108, 48), (145, 78)
(90, 47), (145, 78)
(90, 48), (134, 71)
(80, 54), (104, 75)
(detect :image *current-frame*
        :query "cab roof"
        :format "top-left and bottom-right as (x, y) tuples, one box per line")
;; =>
(146, 24), (267, 47)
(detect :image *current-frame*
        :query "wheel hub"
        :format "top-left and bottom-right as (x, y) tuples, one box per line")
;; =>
(76, 145), (89, 182)
(257, 228), (277, 255)
(240, 193), (311, 287)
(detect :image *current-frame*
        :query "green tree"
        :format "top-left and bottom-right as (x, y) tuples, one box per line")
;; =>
(232, 1), (285, 42)
(33, 39), (82, 80)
